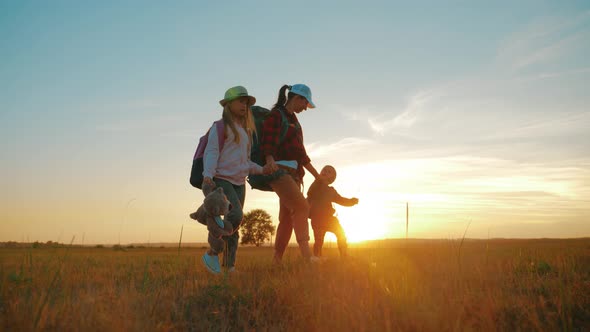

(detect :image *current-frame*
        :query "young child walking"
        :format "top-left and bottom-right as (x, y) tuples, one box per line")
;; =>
(193, 85), (270, 274)
(307, 165), (359, 258)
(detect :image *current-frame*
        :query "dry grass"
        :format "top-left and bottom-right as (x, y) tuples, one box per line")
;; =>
(1, 239), (589, 331)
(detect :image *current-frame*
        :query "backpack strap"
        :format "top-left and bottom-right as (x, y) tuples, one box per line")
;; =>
(193, 119), (225, 160)
(277, 108), (295, 144)
(214, 120), (225, 151)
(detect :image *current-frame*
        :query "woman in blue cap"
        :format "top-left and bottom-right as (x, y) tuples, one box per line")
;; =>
(260, 84), (324, 264)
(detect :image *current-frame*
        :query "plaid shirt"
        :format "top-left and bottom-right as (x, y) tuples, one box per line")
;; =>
(261, 107), (311, 179)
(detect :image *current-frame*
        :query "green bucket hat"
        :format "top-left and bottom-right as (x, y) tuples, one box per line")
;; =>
(219, 86), (256, 106)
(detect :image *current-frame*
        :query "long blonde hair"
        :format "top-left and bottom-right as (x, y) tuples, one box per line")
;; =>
(222, 103), (256, 145)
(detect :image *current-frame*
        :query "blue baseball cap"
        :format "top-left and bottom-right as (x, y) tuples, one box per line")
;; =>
(290, 84), (316, 108)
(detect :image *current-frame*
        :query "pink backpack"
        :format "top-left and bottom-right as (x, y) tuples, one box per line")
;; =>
(189, 120), (225, 189)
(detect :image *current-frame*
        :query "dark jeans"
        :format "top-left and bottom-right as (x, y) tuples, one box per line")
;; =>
(213, 178), (245, 268)
(312, 216), (347, 257)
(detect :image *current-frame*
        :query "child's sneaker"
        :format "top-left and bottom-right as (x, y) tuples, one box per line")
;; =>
(202, 253), (221, 274)
(309, 255), (322, 264)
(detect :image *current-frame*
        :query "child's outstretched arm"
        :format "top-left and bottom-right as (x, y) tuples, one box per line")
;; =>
(336, 196), (359, 207)
(329, 187), (359, 207)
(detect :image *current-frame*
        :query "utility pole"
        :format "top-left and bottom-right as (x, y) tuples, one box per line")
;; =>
(406, 202), (409, 239)
(178, 225), (184, 255)
(270, 226), (275, 247)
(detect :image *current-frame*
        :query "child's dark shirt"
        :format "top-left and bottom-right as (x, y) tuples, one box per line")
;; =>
(307, 179), (356, 221)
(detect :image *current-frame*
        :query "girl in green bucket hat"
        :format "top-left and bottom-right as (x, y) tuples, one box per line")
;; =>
(195, 85), (272, 274)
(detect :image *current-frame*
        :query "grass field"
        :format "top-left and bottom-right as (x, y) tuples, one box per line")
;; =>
(1, 238), (589, 331)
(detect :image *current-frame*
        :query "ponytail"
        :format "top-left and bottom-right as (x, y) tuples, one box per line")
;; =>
(271, 85), (292, 112)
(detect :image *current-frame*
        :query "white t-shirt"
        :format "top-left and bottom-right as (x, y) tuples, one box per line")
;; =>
(203, 123), (263, 185)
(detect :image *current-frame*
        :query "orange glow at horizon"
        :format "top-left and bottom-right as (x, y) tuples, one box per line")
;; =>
(334, 198), (397, 243)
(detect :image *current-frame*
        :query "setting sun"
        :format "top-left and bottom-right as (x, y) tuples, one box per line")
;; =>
(333, 199), (393, 243)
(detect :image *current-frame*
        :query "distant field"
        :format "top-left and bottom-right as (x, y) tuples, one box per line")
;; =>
(1, 239), (589, 331)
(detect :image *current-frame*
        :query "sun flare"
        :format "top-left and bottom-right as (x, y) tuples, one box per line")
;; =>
(333, 199), (391, 243)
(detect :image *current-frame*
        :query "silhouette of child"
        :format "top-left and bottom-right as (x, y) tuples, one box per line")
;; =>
(307, 165), (359, 258)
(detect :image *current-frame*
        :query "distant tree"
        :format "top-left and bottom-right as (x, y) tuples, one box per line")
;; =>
(240, 209), (276, 247)
(112, 244), (126, 251)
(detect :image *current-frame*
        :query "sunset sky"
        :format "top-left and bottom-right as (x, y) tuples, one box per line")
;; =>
(1, 1), (589, 244)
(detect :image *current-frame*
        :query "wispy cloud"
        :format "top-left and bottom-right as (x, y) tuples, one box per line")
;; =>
(481, 111), (590, 141)
(514, 31), (588, 69)
(307, 137), (375, 158)
(540, 66), (590, 78)
(497, 11), (590, 70)
(340, 12), (590, 156)
(518, 66), (590, 81)
(341, 108), (372, 122)
(366, 89), (442, 136)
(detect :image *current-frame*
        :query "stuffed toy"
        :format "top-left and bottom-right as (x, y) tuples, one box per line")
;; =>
(190, 185), (233, 255)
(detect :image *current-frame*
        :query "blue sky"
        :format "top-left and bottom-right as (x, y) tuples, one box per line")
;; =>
(1, 1), (589, 244)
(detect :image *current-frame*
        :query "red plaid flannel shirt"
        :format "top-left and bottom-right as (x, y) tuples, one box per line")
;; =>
(261, 108), (311, 179)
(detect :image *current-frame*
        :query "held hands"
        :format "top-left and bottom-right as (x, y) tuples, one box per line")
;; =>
(262, 163), (274, 175)
(265, 157), (279, 174)
(315, 173), (329, 184)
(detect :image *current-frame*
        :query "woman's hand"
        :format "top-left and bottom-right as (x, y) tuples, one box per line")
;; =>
(265, 156), (279, 173)
(262, 163), (274, 174)
(304, 162), (324, 182)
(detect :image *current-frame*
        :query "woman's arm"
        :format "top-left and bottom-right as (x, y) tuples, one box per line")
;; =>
(303, 162), (321, 180)
(248, 158), (266, 174)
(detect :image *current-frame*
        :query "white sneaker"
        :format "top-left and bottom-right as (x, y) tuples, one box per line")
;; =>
(202, 253), (221, 274)
(309, 256), (322, 263)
